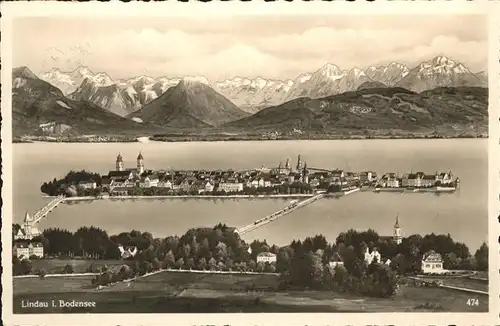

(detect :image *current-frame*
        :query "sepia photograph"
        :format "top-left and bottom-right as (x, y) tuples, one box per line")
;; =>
(2, 2), (497, 324)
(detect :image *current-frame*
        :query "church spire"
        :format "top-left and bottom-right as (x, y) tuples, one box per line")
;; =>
(394, 213), (400, 228)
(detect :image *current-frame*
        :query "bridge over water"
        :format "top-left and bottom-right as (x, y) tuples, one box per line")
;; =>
(236, 192), (326, 236)
(31, 195), (66, 224)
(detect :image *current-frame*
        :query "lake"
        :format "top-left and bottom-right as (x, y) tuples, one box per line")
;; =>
(12, 139), (488, 251)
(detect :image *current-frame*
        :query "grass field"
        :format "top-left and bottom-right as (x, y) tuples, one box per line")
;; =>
(414, 276), (488, 292)
(14, 276), (95, 295)
(13, 270), (488, 313)
(29, 259), (124, 274)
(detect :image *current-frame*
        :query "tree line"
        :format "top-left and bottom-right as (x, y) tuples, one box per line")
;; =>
(13, 223), (488, 298)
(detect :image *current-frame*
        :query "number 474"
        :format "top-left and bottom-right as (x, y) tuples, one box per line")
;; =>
(467, 298), (479, 306)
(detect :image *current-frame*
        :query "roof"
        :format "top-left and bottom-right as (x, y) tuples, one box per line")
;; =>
(423, 175), (436, 180)
(330, 252), (343, 262)
(109, 171), (131, 178)
(422, 250), (443, 262)
(31, 242), (43, 247)
(15, 242), (30, 248)
(137, 152), (144, 160)
(116, 153), (123, 162)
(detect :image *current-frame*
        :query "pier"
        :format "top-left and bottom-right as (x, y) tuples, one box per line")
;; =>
(236, 192), (326, 236)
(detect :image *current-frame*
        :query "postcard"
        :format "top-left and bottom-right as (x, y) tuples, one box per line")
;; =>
(2, 1), (499, 325)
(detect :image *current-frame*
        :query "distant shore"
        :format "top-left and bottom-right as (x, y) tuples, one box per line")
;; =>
(13, 133), (488, 144)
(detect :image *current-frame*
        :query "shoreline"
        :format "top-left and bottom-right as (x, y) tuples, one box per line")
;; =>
(14, 135), (488, 144)
(56, 194), (317, 201)
(48, 187), (456, 202)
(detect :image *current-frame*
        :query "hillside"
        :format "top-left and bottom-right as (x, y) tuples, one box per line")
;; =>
(129, 77), (250, 128)
(225, 86), (488, 136)
(12, 67), (152, 137)
(357, 81), (388, 90)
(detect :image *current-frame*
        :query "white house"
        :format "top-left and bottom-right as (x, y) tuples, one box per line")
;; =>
(256, 252), (277, 264)
(218, 182), (244, 193)
(421, 250), (445, 274)
(13, 242), (44, 259)
(78, 181), (97, 189)
(118, 245), (138, 259)
(364, 247), (382, 265)
(204, 181), (215, 193)
(328, 252), (344, 268)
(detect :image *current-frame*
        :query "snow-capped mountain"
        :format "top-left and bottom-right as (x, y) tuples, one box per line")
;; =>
(364, 62), (410, 86)
(284, 64), (373, 101)
(40, 66), (113, 95)
(63, 72), (184, 117)
(395, 56), (485, 92)
(41, 55), (487, 118)
(69, 78), (141, 117)
(216, 77), (294, 113)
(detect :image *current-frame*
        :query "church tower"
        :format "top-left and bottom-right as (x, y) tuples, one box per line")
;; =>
(116, 153), (124, 171)
(137, 152), (144, 175)
(285, 158), (291, 172)
(296, 154), (303, 172)
(394, 214), (402, 245)
(303, 161), (309, 184)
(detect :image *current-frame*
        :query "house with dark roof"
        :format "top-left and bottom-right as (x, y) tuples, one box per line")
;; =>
(328, 252), (344, 268)
(421, 250), (445, 274)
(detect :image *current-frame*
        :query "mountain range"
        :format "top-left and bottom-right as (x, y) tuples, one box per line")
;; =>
(13, 55), (488, 139)
(40, 56), (486, 116)
(12, 67), (151, 137)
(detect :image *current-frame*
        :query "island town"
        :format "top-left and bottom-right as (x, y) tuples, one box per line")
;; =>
(40, 152), (460, 199)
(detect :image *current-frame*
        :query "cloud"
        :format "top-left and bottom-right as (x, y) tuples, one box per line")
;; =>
(13, 17), (488, 82)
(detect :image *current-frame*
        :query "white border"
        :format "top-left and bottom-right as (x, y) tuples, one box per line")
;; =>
(2, 1), (499, 325)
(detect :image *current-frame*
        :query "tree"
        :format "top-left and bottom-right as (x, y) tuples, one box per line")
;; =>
(63, 264), (74, 274)
(186, 258), (195, 270)
(164, 250), (176, 269)
(475, 243), (488, 271)
(175, 258), (185, 270)
(208, 257), (217, 271)
(197, 258), (207, 270)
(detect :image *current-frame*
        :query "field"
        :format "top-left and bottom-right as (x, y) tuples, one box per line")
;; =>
(29, 259), (124, 274)
(13, 270), (488, 313)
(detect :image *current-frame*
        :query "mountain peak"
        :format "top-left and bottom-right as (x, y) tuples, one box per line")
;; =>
(430, 56), (455, 66)
(317, 63), (342, 77)
(73, 66), (94, 76)
(180, 76), (211, 86)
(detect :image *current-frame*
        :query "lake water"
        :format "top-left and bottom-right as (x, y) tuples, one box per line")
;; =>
(13, 139), (488, 251)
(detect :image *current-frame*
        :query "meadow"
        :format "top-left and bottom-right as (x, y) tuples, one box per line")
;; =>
(13, 270), (488, 313)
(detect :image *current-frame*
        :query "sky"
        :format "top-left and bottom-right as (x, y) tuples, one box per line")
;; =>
(12, 15), (487, 82)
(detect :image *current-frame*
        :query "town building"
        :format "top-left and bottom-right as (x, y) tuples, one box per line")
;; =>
(118, 245), (138, 259)
(15, 212), (41, 240)
(13, 242), (44, 259)
(421, 250), (445, 274)
(218, 182), (244, 193)
(256, 252), (277, 264)
(328, 252), (344, 268)
(360, 171), (377, 184)
(364, 247), (382, 264)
